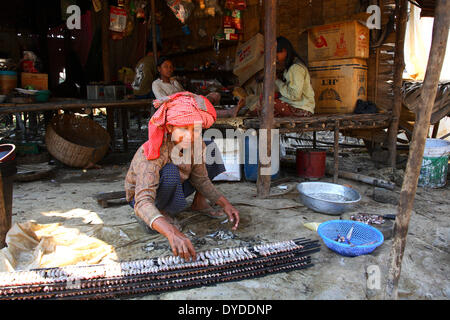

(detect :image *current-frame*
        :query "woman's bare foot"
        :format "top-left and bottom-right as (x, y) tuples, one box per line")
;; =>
(231, 97), (246, 117)
(215, 98), (247, 118)
(190, 192), (225, 218)
(84, 162), (102, 170)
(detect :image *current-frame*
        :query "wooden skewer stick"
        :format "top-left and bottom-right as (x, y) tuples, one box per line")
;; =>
(325, 167), (396, 190)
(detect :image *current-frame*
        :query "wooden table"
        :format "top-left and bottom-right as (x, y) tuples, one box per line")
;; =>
(0, 98), (153, 151)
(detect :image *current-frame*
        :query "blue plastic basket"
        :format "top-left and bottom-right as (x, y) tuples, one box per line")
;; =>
(317, 220), (384, 257)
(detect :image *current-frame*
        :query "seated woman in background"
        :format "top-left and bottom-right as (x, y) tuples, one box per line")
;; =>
(247, 36), (315, 117)
(152, 56), (245, 118)
(273, 36), (315, 117)
(152, 57), (185, 99)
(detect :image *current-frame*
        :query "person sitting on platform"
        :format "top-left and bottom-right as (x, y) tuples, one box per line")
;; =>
(131, 44), (160, 99)
(273, 36), (315, 117)
(246, 36), (315, 117)
(125, 92), (240, 261)
(151, 56), (185, 99)
(152, 57), (244, 118)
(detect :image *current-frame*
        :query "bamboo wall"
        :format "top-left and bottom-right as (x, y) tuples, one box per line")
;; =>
(367, 0), (396, 110)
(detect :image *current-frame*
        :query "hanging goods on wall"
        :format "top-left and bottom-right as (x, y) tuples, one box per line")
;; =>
(166, 0), (195, 24)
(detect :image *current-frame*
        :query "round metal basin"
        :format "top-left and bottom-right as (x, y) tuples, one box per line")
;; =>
(297, 182), (361, 215)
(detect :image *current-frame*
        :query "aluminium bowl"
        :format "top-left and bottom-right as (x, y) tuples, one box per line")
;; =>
(297, 182), (361, 215)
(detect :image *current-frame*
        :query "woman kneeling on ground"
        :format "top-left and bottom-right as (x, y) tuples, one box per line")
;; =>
(125, 92), (240, 261)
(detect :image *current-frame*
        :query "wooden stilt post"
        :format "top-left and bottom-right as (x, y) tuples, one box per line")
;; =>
(101, 0), (111, 83)
(256, 0), (277, 198)
(0, 175), (8, 248)
(313, 131), (317, 149)
(101, 0), (115, 150)
(121, 108), (129, 151)
(431, 120), (440, 138)
(333, 121), (339, 183)
(150, 0), (158, 67)
(387, 0), (408, 169)
(384, 0), (450, 299)
(149, 0), (158, 118)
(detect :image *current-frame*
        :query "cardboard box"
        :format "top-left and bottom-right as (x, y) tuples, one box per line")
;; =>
(309, 58), (368, 114)
(21, 73), (48, 90)
(209, 138), (242, 182)
(308, 20), (369, 62)
(233, 33), (264, 85)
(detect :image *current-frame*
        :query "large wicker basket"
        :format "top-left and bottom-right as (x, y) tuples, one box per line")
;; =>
(45, 114), (111, 168)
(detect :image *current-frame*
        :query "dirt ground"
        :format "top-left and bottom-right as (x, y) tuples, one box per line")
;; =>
(8, 145), (449, 300)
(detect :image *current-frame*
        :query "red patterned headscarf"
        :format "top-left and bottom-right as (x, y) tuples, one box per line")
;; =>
(143, 92), (217, 160)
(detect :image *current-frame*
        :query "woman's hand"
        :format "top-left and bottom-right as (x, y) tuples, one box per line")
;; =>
(223, 204), (240, 230)
(216, 196), (240, 231)
(152, 216), (197, 261)
(166, 228), (197, 261)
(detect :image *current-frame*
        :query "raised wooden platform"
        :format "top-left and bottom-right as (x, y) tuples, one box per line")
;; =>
(214, 112), (392, 133)
(0, 98), (153, 114)
(0, 98), (154, 152)
(213, 112), (392, 183)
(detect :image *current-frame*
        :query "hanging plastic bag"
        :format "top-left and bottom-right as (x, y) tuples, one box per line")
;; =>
(223, 10), (233, 28)
(204, 0), (223, 16)
(234, 0), (247, 10)
(166, 0), (194, 24)
(225, 0), (246, 10)
(110, 6), (127, 32)
(232, 9), (243, 30)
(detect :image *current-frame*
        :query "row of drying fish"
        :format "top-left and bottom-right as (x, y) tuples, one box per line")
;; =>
(0, 239), (308, 288)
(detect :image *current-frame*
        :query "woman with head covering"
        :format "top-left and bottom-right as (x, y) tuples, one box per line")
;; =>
(125, 92), (240, 261)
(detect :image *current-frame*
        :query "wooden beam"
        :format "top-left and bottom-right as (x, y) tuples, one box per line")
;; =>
(387, 0), (408, 169)
(0, 174), (7, 248)
(384, 0), (450, 300)
(101, 0), (111, 83)
(0, 99), (154, 114)
(150, 0), (158, 67)
(333, 121), (339, 183)
(431, 120), (440, 138)
(430, 103), (450, 124)
(256, 0), (277, 198)
(121, 108), (129, 151)
(101, 0), (115, 149)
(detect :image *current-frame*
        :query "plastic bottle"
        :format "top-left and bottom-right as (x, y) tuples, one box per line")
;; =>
(225, 56), (231, 71)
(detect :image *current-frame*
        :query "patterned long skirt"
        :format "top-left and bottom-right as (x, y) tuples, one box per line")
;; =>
(249, 95), (313, 117)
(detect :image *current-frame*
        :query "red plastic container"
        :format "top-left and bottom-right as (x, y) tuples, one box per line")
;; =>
(296, 148), (326, 179)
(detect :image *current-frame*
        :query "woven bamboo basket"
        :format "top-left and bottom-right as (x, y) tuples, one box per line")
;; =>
(45, 114), (111, 168)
